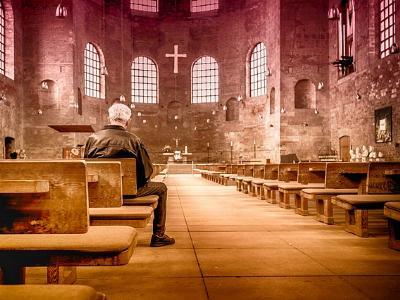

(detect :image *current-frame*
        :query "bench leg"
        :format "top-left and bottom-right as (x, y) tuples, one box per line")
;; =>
(0, 265), (26, 284)
(295, 195), (309, 216)
(388, 219), (400, 251)
(280, 192), (291, 209)
(322, 198), (334, 225)
(259, 185), (265, 200)
(47, 266), (77, 284)
(242, 183), (248, 194)
(345, 209), (369, 237)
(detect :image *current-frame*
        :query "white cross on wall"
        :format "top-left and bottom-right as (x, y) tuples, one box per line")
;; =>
(165, 45), (187, 74)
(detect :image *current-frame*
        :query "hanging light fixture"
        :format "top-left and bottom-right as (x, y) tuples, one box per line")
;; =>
(223, 105), (227, 111)
(142, 119), (147, 124)
(390, 42), (399, 55)
(130, 103), (136, 109)
(206, 119), (210, 123)
(317, 81), (324, 90)
(137, 112), (142, 117)
(119, 95), (126, 102)
(265, 67), (272, 77)
(212, 110), (216, 115)
(101, 65), (109, 76)
(55, 2), (68, 18)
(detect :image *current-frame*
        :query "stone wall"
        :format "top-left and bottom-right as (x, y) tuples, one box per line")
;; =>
(0, 0), (23, 158)
(328, 0), (400, 161)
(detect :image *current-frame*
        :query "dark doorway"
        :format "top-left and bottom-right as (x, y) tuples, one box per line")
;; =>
(339, 135), (350, 162)
(4, 136), (15, 159)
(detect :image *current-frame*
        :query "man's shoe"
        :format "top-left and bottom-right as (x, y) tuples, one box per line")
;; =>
(150, 234), (175, 247)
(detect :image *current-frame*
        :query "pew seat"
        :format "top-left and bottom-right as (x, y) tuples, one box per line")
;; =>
(0, 285), (106, 300)
(263, 181), (296, 204)
(0, 226), (137, 284)
(278, 183), (325, 209)
(332, 194), (400, 237)
(299, 188), (358, 222)
(123, 195), (159, 209)
(384, 202), (400, 251)
(89, 206), (153, 228)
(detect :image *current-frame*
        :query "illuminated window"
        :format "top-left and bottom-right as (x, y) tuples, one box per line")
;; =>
(0, 1), (5, 75)
(250, 43), (267, 97)
(132, 56), (158, 104)
(192, 56), (219, 104)
(337, 0), (355, 77)
(191, 0), (219, 13)
(380, 0), (396, 58)
(131, 0), (158, 13)
(84, 43), (103, 99)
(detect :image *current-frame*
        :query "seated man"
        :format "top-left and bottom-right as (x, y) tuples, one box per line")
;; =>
(84, 102), (175, 247)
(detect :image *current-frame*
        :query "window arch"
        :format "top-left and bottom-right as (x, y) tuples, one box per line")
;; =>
(132, 56), (158, 104)
(380, 0), (396, 58)
(294, 80), (316, 109)
(0, 0), (14, 79)
(250, 42), (267, 97)
(191, 0), (219, 13)
(84, 43), (105, 99)
(130, 0), (158, 13)
(192, 56), (219, 104)
(0, 1), (5, 75)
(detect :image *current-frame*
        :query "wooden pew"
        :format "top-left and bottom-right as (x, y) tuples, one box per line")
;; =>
(244, 164), (265, 196)
(251, 164), (279, 200)
(85, 160), (154, 228)
(277, 162), (326, 209)
(0, 285), (106, 300)
(332, 162), (400, 237)
(299, 162), (367, 222)
(236, 164), (255, 193)
(234, 165), (246, 191)
(220, 164), (239, 186)
(384, 202), (400, 251)
(263, 163), (298, 204)
(0, 160), (137, 284)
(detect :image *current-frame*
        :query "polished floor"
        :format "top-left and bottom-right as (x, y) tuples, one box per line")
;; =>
(28, 174), (400, 299)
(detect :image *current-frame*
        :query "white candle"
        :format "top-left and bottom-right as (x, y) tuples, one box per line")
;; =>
(253, 139), (256, 145)
(185, 146), (188, 153)
(207, 142), (210, 148)
(230, 141), (233, 147)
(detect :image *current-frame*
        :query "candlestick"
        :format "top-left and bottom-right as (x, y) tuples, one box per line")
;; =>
(230, 141), (233, 147)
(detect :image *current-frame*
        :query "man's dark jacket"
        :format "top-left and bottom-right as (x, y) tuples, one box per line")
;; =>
(84, 125), (153, 189)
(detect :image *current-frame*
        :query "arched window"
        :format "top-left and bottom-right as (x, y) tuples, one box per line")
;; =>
(337, 0), (355, 76)
(131, 0), (158, 12)
(84, 43), (104, 99)
(380, 0), (396, 58)
(294, 80), (316, 109)
(191, 0), (219, 13)
(132, 56), (158, 104)
(192, 56), (219, 104)
(250, 43), (267, 97)
(0, 0), (5, 75)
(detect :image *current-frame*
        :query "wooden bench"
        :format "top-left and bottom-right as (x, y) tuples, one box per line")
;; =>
(244, 164), (265, 196)
(263, 163), (298, 204)
(0, 285), (106, 300)
(220, 164), (239, 186)
(384, 202), (400, 251)
(85, 160), (154, 228)
(277, 162), (326, 209)
(236, 164), (255, 193)
(299, 162), (368, 222)
(0, 160), (137, 285)
(251, 164), (279, 200)
(331, 162), (400, 237)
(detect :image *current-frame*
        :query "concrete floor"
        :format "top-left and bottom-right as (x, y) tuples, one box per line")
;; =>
(28, 174), (400, 299)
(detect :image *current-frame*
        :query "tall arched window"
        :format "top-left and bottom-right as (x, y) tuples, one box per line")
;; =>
(191, 0), (219, 13)
(130, 0), (158, 12)
(132, 56), (158, 104)
(0, 0), (5, 75)
(337, 0), (355, 76)
(84, 43), (104, 99)
(192, 56), (219, 104)
(380, 0), (396, 58)
(250, 42), (267, 97)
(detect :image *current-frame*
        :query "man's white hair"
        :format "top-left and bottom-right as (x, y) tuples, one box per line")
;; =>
(108, 103), (132, 122)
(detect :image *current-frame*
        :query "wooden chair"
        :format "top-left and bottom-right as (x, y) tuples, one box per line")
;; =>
(0, 160), (137, 284)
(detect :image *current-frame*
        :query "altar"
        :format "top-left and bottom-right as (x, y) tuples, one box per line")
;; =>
(162, 151), (192, 163)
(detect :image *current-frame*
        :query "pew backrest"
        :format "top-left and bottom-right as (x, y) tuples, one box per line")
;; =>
(366, 162), (400, 194)
(297, 162), (326, 184)
(278, 163), (298, 182)
(325, 162), (369, 189)
(264, 164), (279, 180)
(0, 160), (89, 234)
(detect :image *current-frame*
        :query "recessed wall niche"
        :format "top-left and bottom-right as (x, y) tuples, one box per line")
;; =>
(294, 79), (316, 109)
